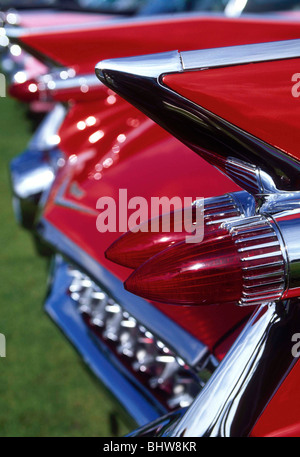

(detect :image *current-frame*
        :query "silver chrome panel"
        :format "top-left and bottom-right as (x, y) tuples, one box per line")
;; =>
(223, 216), (287, 306)
(163, 301), (300, 437)
(96, 38), (300, 83)
(181, 39), (300, 71)
(36, 71), (102, 94)
(96, 50), (182, 79)
(195, 190), (255, 228)
(230, 189), (256, 218)
(10, 103), (67, 229)
(10, 147), (63, 229)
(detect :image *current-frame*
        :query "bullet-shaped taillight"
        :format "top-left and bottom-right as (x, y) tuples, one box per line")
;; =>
(125, 215), (288, 307)
(105, 191), (254, 269)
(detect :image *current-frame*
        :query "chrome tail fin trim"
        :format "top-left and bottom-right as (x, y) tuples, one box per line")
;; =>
(95, 40), (300, 197)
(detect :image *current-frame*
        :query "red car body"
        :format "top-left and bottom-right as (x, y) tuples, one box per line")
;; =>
(95, 15), (300, 435)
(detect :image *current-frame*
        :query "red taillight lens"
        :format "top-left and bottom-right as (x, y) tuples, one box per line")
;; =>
(106, 207), (199, 269)
(105, 194), (242, 269)
(125, 216), (287, 307)
(125, 228), (243, 306)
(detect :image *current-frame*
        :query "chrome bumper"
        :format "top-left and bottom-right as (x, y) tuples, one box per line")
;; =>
(9, 104), (67, 229)
(9, 147), (62, 229)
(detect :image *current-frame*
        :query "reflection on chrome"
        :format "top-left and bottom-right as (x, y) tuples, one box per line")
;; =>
(166, 301), (300, 437)
(225, 0), (249, 17)
(28, 103), (66, 151)
(9, 103), (67, 229)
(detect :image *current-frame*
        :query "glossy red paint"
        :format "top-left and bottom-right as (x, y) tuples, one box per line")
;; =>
(17, 16), (300, 74)
(58, 93), (147, 156)
(163, 57), (300, 163)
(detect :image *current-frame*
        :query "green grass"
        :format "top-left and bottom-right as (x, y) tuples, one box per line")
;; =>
(0, 96), (131, 437)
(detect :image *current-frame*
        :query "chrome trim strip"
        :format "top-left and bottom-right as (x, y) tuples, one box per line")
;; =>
(46, 255), (165, 426)
(181, 39), (300, 71)
(96, 39), (300, 84)
(39, 72), (102, 92)
(54, 177), (99, 216)
(37, 218), (208, 367)
(164, 301), (300, 437)
(51, 73), (101, 91)
(96, 51), (182, 79)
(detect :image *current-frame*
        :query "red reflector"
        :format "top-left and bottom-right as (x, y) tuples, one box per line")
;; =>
(106, 194), (241, 269)
(125, 229), (244, 306)
(124, 216), (287, 307)
(9, 79), (40, 103)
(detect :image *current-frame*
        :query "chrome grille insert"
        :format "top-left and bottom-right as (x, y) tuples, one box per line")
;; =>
(66, 265), (217, 410)
(224, 216), (286, 306)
